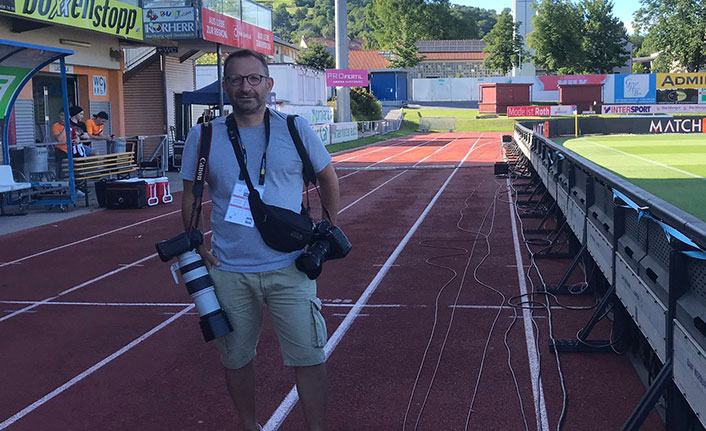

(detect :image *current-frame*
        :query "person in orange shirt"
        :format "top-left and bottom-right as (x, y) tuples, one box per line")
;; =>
(85, 111), (112, 139)
(86, 111), (125, 153)
(51, 110), (76, 178)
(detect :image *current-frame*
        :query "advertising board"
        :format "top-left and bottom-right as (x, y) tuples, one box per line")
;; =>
(1, 0), (143, 40)
(201, 8), (273, 56)
(330, 122), (358, 144)
(507, 105), (577, 117)
(325, 69), (368, 87)
(144, 7), (198, 39)
(614, 74), (656, 104)
(277, 105), (334, 124)
(602, 104), (706, 114)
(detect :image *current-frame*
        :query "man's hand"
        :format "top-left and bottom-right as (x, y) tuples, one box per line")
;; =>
(197, 244), (221, 270)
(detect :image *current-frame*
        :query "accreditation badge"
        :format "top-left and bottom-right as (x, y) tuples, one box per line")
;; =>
(224, 181), (264, 227)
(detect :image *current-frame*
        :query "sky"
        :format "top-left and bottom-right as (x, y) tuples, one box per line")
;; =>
(453, 0), (642, 34)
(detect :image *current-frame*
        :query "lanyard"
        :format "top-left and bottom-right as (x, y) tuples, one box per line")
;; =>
(227, 109), (270, 186)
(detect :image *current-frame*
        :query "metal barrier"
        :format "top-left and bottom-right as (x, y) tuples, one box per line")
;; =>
(356, 118), (404, 138)
(513, 122), (706, 430)
(418, 116), (456, 132)
(125, 134), (168, 177)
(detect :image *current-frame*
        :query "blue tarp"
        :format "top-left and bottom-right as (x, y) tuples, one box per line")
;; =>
(182, 81), (229, 105)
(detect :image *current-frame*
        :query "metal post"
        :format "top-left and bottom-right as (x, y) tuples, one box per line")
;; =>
(335, 0), (351, 122)
(217, 43), (224, 116)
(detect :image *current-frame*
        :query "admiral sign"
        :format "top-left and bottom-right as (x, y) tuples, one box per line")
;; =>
(2, 0), (143, 39)
(657, 73), (706, 89)
(144, 7), (197, 39)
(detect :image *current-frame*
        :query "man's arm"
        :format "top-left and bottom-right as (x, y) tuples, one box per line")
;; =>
(316, 163), (340, 225)
(182, 180), (220, 268)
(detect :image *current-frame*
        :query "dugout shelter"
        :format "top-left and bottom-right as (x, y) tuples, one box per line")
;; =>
(0, 39), (76, 208)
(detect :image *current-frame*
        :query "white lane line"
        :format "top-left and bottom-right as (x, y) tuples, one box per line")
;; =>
(0, 229), (212, 323)
(0, 300), (193, 307)
(577, 137), (705, 180)
(0, 305), (195, 430)
(0, 201), (210, 269)
(506, 178), (549, 431)
(0, 253), (158, 322)
(264, 135), (486, 431)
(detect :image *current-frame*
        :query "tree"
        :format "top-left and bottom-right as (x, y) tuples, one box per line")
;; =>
(388, 34), (425, 68)
(447, 7), (481, 39)
(296, 41), (335, 71)
(482, 10), (527, 75)
(273, 4), (295, 42)
(366, 0), (447, 49)
(579, 0), (630, 73)
(634, 0), (706, 72)
(527, 0), (584, 74)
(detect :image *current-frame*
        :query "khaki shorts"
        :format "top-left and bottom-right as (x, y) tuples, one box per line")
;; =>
(210, 263), (328, 369)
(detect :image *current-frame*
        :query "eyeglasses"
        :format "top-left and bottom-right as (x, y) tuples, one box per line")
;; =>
(224, 73), (269, 87)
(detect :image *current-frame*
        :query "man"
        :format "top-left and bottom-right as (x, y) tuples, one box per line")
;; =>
(85, 111), (112, 139)
(51, 110), (83, 178)
(86, 111), (124, 154)
(68, 106), (94, 156)
(179, 49), (339, 431)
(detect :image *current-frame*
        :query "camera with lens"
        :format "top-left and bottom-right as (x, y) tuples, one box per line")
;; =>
(295, 220), (352, 280)
(155, 229), (232, 342)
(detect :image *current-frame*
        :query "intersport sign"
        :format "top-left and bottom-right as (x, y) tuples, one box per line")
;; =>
(603, 104), (706, 115)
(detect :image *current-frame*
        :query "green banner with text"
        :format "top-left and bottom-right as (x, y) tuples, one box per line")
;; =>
(0, 0), (143, 40)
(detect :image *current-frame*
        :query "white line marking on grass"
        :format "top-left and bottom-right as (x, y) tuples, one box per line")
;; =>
(506, 178), (549, 431)
(577, 137), (705, 180)
(263, 135), (486, 431)
(0, 305), (194, 430)
(0, 201), (212, 269)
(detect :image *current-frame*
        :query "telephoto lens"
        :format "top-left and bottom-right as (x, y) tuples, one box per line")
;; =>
(176, 250), (233, 342)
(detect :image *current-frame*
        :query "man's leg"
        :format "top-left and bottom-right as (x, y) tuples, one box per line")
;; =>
(295, 363), (328, 431)
(225, 360), (259, 431)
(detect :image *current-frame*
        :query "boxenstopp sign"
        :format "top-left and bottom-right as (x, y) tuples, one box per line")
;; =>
(7, 0), (143, 39)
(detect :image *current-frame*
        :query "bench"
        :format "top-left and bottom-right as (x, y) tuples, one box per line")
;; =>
(70, 152), (137, 205)
(0, 165), (32, 215)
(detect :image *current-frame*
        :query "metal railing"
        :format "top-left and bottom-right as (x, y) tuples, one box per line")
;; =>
(513, 121), (706, 429)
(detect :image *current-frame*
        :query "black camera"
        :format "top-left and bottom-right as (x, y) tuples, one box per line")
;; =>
(295, 220), (352, 280)
(155, 229), (232, 342)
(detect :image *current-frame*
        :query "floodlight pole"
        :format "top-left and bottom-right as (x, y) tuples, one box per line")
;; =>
(335, 0), (351, 122)
(217, 43), (224, 116)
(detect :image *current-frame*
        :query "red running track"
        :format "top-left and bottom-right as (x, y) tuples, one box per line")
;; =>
(0, 131), (662, 430)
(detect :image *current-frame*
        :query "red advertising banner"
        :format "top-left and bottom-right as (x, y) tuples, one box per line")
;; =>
(201, 8), (273, 56)
(507, 106), (551, 117)
(507, 105), (577, 117)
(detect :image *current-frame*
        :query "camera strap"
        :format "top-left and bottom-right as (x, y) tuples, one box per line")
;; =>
(286, 115), (333, 223)
(188, 121), (213, 233)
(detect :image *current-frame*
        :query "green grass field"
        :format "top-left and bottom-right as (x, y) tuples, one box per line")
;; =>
(554, 134), (706, 222)
(402, 108), (518, 132)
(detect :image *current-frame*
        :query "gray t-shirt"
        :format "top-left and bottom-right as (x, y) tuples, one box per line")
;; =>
(180, 110), (332, 273)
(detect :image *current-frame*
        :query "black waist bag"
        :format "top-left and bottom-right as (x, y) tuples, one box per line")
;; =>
(247, 188), (313, 252)
(226, 113), (315, 253)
